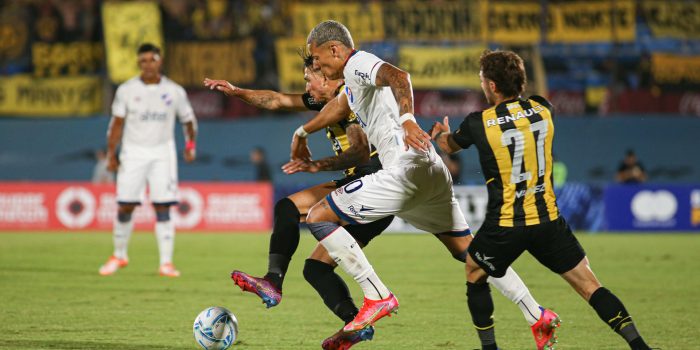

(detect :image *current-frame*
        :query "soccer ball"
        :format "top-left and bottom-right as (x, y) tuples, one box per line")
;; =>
(193, 306), (238, 350)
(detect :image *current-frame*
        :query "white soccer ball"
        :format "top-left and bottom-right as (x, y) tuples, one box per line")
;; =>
(193, 306), (238, 350)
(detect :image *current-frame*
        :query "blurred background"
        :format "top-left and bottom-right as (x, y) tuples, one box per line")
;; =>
(0, 0), (698, 233)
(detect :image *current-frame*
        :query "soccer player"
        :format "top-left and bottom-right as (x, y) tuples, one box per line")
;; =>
(204, 53), (393, 349)
(432, 50), (652, 350)
(300, 20), (557, 345)
(98, 43), (197, 278)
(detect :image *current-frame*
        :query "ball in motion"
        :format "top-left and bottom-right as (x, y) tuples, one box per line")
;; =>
(193, 306), (238, 350)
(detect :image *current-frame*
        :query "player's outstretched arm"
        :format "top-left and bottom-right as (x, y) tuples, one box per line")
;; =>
(203, 78), (306, 111)
(430, 116), (462, 154)
(283, 123), (370, 174)
(105, 116), (124, 171)
(374, 63), (430, 151)
(300, 93), (350, 134)
(289, 93), (351, 160)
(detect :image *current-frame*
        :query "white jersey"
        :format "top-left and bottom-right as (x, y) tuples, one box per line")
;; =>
(112, 76), (195, 156)
(342, 50), (428, 168)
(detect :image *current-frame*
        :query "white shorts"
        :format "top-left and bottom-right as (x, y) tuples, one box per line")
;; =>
(327, 156), (470, 234)
(116, 148), (178, 204)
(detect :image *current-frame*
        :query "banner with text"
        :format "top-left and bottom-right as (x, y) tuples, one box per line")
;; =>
(605, 184), (700, 231)
(651, 53), (700, 86)
(383, 1), (481, 41)
(290, 3), (384, 42)
(0, 75), (102, 116)
(548, 0), (636, 43)
(0, 182), (273, 232)
(480, 1), (542, 44)
(399, 45), (485, 89)
(642, 1), (700, 39)
(32, 42), (103, 77)
(165, 41), (256, 88)
(102, 1), (164, 83)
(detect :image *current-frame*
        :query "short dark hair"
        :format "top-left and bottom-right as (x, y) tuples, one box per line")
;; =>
(137, 43), (161, 55)
(298, 47), (314, 68)
(479, 50), (526, 98)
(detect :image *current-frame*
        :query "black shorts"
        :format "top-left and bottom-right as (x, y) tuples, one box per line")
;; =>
(468, 216), (585, 278)
(333, 155), (382, 188)
(334, 173), (361, 188)
(345, 215), (394, 246)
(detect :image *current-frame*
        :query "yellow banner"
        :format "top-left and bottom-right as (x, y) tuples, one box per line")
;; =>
(480, 1), (542, 44)
(548, 0), (635, 42)
(0, 75), (102, 116)
(384, 1), (480, 41)
(275, 38), (307, 93)
(651, 53), (700, 85)
(102, 1), (163, 83)
(399, 46), (486, 89)
(290, 3), (384, 42)
(32, 42), (103, 77)
(165, 41), (256, 88)
(642, 1), (700, 39)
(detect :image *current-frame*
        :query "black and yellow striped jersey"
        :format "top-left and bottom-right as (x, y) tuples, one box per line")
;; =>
(453, 95), (559, 227)
(302, 85), (380, 177)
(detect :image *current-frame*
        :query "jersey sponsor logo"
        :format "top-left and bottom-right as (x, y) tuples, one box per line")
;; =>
(486, 104), (544, 127)
(140, 110), (168, 121)
(355, 70), (370, 83)
(515, 183), (547, 199)
(359, 205), (374, 212)
(347, 204), (366, 220)
(473, 251), (496, 272)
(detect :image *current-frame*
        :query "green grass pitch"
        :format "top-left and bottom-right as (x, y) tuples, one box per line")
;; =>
(0, 231), (697, 349)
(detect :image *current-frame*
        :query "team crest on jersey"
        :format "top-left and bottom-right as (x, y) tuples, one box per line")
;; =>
(161, 93), (173, 106)
(345, 86), (354, 104)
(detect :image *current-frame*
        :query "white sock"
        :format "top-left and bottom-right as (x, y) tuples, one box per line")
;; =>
(319, 226), (390, 300)
(113, 219), (134, 260)
(155, 221), (175, 265)
(488, 267), (541, 325)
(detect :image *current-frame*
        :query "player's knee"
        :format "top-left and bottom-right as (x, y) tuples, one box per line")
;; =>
(117, 211), (132, 223)
(275, 197), (300, 218)
(452, 248), (469, 263)
(303, 258), (334, 283)
(307, 221), (338, 241)
(155, 209), (171, 222)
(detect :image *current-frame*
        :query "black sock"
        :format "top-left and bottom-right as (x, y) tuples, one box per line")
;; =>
(265, 198), (300, 290)
(304, 259), (358, 324)
(466, 282), (497, 349)
(589, 287), (650, 350)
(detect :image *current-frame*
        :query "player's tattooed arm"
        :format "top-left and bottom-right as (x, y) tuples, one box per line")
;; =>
(314, 124), (370, 171)
(375, 63), (431, 151)
(374, 63), (414, 115)
(302, 94), (350, 134)
(203, 78), (306, 111)
(282, 124), (370, 174)
(105, 116), (124, 171)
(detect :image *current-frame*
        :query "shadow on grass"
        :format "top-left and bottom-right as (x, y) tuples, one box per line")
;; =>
(0, 339), (193, 350)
